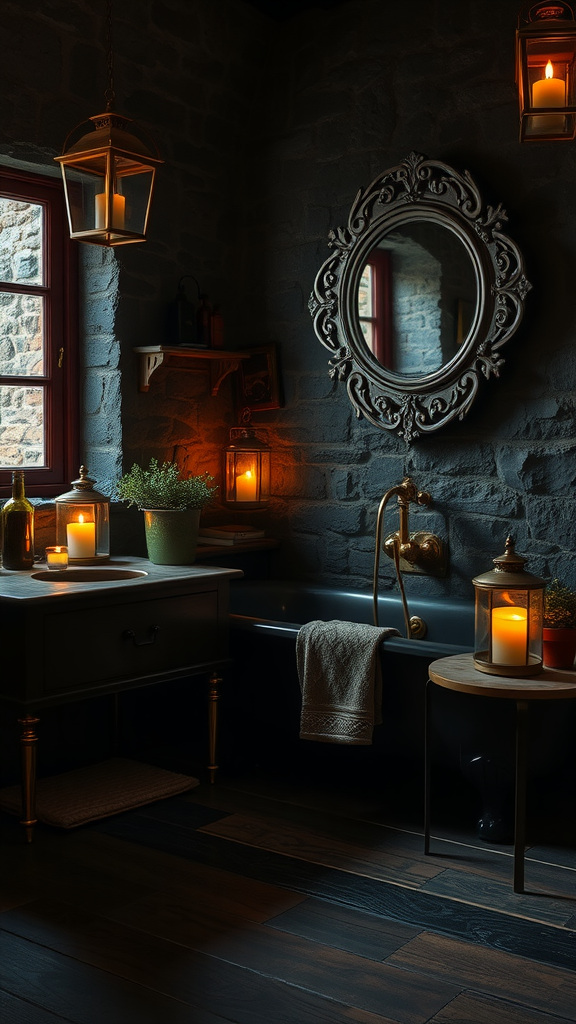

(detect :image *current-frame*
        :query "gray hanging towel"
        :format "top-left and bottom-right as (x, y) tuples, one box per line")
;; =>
(296, 619), (400, 745)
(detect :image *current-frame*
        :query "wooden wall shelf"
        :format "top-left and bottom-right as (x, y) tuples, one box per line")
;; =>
(134, 346), (251, 395)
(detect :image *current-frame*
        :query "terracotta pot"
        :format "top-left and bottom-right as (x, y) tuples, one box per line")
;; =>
(542, 627), (576, 670)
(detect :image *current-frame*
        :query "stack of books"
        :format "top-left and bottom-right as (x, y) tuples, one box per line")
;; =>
(197, 525), (266, 546)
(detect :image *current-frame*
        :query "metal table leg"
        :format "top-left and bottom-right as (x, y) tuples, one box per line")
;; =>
(514, 699), (528, 893)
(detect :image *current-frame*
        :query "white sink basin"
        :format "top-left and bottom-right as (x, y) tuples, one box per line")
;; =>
(31, 568), (148, 583)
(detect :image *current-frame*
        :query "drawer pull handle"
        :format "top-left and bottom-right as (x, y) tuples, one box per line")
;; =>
(123, 625), (161, 646)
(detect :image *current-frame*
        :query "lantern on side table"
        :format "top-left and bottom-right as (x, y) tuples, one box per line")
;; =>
(472, 537), (546, 676)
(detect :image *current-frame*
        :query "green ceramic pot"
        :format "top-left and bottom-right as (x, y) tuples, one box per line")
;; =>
(143, 508), (201, 565)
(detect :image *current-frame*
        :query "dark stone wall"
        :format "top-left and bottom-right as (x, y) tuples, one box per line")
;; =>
(237, 0), (576, 598)
(1, 0), (575, 600)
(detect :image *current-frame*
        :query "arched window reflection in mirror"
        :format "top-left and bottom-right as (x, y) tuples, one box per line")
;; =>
(310, 152), (532, 442)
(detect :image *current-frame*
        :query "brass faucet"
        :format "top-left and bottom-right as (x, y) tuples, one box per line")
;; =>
(373, 477), (446, 638)
(382, 477), (447, 578)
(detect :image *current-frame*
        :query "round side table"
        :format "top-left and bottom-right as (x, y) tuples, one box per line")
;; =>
(425, 652), (576, 893)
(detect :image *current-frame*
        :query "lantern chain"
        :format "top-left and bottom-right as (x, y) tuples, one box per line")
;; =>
(104, 0), (115, 111)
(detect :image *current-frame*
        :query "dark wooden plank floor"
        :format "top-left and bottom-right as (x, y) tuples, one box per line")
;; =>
(1, 768), (575, 1024)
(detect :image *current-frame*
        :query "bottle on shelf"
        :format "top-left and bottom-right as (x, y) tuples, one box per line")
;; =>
(196, 294), (213, 347)
(210, 307), (224, 349)
(2, 470), (35, 570)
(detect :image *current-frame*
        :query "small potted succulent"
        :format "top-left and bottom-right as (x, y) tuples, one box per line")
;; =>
(116, 458), (216, 565)
(543, 578), (576, 669)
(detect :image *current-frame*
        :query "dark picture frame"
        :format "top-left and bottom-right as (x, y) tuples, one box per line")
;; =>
(235, 343), (282, 414)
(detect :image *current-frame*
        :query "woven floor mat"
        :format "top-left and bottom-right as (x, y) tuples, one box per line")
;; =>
(0, 757), (199, 828)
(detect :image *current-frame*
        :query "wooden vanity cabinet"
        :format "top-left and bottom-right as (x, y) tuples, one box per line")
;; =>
(0, 559), (243, 839)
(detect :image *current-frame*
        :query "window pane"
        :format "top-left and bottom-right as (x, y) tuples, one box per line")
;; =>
(358, 265), (372, 317)
(0, 385), (45, 467)
(0, 197), (44, 285)
(0, 291), (44, 375)
(360, 319), (374, 348)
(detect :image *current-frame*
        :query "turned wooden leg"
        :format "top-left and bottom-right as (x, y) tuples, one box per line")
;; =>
(208, 672), (221, 784)
(18, 715), (39, 843)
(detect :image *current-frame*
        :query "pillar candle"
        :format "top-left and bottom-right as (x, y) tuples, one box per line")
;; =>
(491, 607), (528, 665)
(532, 61), (566, 131)
(67, 515), (96, 559)
(235, 470), (257, 502)
(95, 192), (126, 230)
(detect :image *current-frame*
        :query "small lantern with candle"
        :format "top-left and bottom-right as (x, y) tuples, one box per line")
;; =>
(472, 537), (546, 676)
(55, 466), (110, 564)
(516, 1), (576, 141)
(223, 412), (271, 511)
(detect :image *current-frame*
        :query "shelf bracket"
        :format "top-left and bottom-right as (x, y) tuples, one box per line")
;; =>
(138, 350), (165, 392)
(209, 356), (244, 396)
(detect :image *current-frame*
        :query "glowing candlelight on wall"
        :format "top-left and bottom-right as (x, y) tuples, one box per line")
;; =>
(492, 606), (528, 666)
(95, 191), (126, 230)
(67, 514), (96, 559)
(235, 470), (257, 502)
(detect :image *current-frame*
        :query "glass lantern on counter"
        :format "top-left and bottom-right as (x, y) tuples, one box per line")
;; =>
(472, 537), (546, 677)
(55, 466), (110, 564)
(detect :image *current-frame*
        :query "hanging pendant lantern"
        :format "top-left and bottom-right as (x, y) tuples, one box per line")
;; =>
(54, 0), (162, 245)
(516, 1), (576, 141)
(223, 412), (271, 510)
(472, 537), (546, 676)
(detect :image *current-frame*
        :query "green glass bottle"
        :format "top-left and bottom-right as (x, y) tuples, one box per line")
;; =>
(2, 470), (35, 570)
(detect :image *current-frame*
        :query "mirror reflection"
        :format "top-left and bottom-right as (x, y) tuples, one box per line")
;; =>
(357, 222), (477, 376)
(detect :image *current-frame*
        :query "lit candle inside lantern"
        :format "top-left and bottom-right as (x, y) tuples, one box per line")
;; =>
(94, 191), (126, 230)
(532, 60), (566, 130)
(45, 545), (68, 570)
(491, 606), (528, 665)
(235, 469), (257, 502)
(67, 514), (96, 559)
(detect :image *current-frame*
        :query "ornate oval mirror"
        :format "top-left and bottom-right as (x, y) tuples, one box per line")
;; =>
(309, 152), (532, 441)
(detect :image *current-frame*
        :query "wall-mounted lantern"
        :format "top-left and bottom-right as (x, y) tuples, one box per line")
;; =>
(472, 537), (546, 676)
(54, 0), (162, 244)
(516, 1), (576, 141)
(55, 466), (110, 564)
(223, 413), (271, 511)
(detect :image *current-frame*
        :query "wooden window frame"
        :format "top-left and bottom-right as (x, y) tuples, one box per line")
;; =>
(0, 168), (78, 498)
(359, 249), (393, 366)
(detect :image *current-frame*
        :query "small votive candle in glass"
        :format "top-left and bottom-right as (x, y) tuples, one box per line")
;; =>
(45, 545), (69, 571)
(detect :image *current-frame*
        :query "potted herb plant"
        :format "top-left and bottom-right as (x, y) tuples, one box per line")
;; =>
(116, 458), (216, 565)
(543, 578), (576, 669)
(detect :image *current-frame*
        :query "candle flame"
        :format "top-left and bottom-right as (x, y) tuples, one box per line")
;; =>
(78, 513), (85, 523)
(245, 471), (253, 479)
(545, 60), (554, 80)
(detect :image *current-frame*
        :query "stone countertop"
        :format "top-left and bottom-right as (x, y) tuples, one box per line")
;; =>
(0, 556), (243, 604)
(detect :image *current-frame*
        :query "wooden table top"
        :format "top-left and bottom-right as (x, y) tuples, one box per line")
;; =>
(428, 653), (576, 700)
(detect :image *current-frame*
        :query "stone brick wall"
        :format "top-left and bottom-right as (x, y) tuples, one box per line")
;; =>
(0, 198), (44, 466)
(1, 0), (574, 599)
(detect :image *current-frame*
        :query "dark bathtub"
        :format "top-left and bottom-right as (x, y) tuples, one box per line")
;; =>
(227, 580), (475, 785)
(226, 580), (574, 840)
(229, 580), (475, 657)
